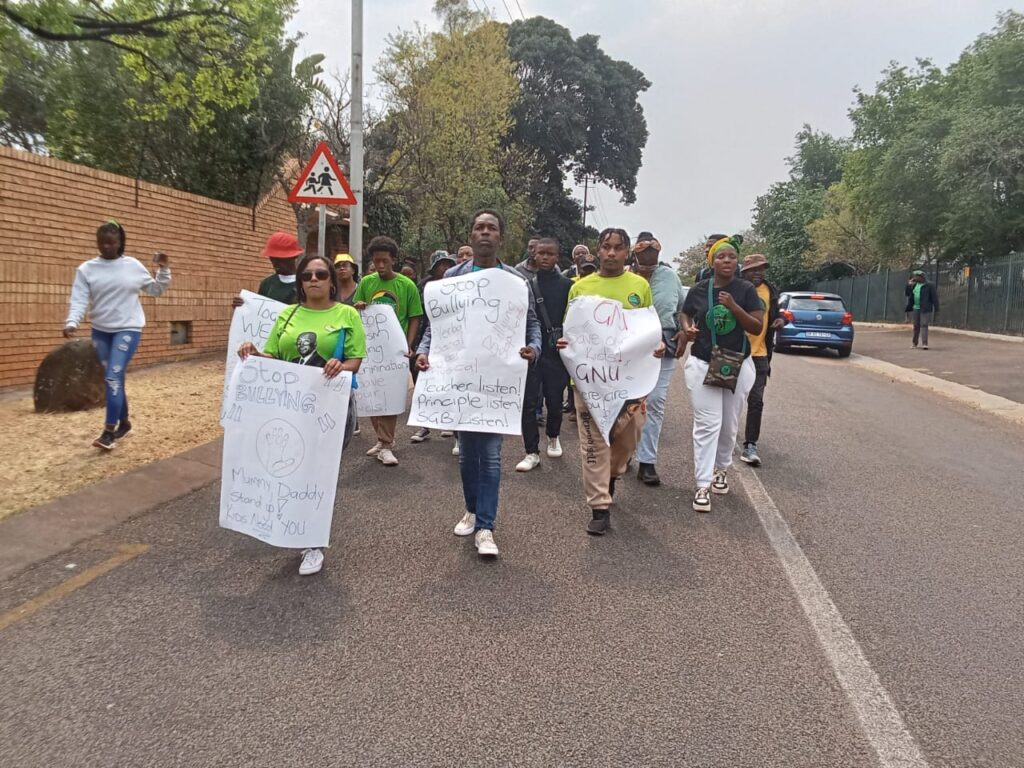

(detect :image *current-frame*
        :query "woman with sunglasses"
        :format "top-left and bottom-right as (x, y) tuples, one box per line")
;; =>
(237, 254), (366, 576)
(680, 236), (763, 514)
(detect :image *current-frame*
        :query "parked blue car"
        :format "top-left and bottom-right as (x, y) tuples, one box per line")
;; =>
(775, 292), (854, 358)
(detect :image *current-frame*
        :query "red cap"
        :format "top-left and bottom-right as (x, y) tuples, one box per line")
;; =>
(261, 231), (304, 260)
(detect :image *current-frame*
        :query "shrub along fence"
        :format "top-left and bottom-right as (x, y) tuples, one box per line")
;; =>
(812, 253), (1024, 336)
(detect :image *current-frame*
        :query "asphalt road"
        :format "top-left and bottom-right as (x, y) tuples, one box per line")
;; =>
(2, 350), (1022, 767)
(852, 326), (1024, 404)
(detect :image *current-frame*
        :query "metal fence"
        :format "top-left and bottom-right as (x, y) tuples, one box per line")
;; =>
(812, 253), (1024, 336)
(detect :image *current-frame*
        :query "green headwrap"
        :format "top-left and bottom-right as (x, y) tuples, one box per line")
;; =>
(707, 234), (743, 265)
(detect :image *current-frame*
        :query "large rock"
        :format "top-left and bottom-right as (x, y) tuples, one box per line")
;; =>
(34, 339), (106, 413)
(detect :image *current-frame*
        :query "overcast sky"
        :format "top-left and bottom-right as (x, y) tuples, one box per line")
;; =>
(289, 0), (1010, 254)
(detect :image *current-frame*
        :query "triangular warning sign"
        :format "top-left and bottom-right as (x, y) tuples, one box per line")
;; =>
(288, 141), (357, 205)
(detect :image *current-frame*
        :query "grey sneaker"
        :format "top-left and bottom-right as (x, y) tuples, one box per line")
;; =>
(410, 427), (430, 443)
(740, 444), (761, 467)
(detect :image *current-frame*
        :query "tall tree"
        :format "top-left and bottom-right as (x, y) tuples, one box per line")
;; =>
(376, 18), (528, 256)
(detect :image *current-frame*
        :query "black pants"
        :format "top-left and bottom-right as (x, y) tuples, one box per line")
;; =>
(744, 356), (771, 446)
(522, 353), (570, 454)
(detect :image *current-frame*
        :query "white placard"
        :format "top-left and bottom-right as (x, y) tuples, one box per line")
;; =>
(356, 304), (410, 417)
(408, 268), (529, 436)
(219, 357), (351, 548)
(221, 290), (287, 425)
(560, 296), (662, 444)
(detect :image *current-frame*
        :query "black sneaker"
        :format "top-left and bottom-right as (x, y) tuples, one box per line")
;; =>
(113, 420), (133, 440)
(587, 509), (610, 535)
(638, 462), (661, 486)
(92, 430), (116, 451)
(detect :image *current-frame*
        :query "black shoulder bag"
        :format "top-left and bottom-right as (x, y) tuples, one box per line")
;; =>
(529, 277), (561, 352)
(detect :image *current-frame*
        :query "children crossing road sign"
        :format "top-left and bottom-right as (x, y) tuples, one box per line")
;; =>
(288, 142), (357, 205)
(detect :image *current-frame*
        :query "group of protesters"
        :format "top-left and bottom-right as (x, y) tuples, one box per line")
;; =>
(63, 213), (786, 574)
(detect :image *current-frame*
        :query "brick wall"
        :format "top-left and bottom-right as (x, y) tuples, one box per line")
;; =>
(0, 146), (299, 388)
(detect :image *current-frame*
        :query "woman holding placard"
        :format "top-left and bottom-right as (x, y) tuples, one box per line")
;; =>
(680, 236), (764, 514)
(237, 253), (366, 575)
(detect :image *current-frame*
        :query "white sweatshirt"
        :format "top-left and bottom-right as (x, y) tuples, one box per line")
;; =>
(65, 256), (171, 332)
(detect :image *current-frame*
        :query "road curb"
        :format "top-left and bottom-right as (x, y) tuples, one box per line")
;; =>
(856, 322), (1023, 343)
(0, 438), (223, 582)
(849, 353), (1024, 427)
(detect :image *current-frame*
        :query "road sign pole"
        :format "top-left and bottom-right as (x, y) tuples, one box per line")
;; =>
(350, 0), (364, 265)
(318, 203), (326, 259)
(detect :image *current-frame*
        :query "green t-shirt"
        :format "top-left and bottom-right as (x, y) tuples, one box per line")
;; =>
(263, 304), (366, 367)
(353, 272), (424, 333)
(913, 283), (923, 310)
(567, 271), (653, 311)
(258, 274), (298, 304)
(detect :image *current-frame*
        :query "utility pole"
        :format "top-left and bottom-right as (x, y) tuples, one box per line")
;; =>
(581, 175), (589, 239)
(350, 0), (364, 267)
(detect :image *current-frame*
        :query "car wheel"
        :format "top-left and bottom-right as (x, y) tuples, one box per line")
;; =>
(837, 346), (852, 359)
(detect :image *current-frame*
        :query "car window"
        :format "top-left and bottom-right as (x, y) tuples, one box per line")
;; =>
(789, 298), (846, 312)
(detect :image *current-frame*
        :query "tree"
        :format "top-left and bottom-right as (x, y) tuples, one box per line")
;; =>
(375, 19), (528, 257)
(1, 0), (293, 129)
(504, 17), (649, 253)
(805, 182), (880, 273)
(752, 126), (847, 289)
(507, 17), (649, 204)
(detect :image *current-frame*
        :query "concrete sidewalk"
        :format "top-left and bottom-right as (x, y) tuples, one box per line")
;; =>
(0, 438), (222, 581)
(853, 325), (1024, 404)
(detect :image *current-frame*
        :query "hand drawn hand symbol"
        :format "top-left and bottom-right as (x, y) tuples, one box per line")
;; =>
(265, 427), (295, 474)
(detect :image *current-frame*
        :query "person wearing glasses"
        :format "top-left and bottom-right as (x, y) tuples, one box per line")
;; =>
(237, 253), (366, 576)
(631, 231), (688, 486)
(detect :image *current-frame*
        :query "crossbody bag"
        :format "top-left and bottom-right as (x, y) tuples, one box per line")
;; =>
(702, 281), (747, 393)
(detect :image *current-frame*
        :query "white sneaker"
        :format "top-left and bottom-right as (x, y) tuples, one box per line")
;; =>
(711, 468), (729, 495)
(378, 448), (399, 466)
(452, 441), (460, 457)
(516, 453), (541, 472)
(299, 548), (323, 575)
(366, 441), (384, 457)
(454, 512), (476, 536)
(546, 437), (563, 458)
(475, 529), (499, 557)
(440, 430), (454, 437)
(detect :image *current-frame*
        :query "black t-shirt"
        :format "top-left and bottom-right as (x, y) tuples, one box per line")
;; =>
(682, 278), (762, 362)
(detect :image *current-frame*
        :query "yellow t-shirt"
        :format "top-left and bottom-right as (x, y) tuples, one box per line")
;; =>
(748, 282), (771, 357)
(567, 272), (653, 311)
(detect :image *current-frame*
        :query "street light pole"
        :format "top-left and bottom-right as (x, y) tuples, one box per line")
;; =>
(350, 0), (364, 267)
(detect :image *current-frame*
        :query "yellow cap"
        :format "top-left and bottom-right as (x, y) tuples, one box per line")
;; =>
(334, 252), (354, 264)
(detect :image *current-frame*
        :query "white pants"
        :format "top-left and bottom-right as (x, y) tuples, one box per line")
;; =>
(683, 356), (756, 487)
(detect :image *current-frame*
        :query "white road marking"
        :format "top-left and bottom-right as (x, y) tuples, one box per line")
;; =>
(736, 469), (930, 768)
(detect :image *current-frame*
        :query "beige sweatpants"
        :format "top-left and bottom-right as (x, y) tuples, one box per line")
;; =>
(575, 398), (646, 509)
(370, 415), (397, 448)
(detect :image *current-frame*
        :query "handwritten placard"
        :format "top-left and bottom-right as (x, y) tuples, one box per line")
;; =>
(356, 304), (409, 417)
(408, 268), (529, 435)
(221, 290), (287, 425)
(560, 296), (662, 443)
(219, 357), (351, 548)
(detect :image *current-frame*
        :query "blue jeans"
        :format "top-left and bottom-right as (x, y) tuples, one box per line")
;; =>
(636, 355), (677, 464)
(459, 432), (503, 531)
(91, 330), (141, 427)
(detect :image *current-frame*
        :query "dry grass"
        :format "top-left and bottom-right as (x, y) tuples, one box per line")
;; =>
(3, 357), (224, 521)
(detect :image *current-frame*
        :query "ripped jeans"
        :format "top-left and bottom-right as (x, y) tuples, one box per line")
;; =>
(91, 330), (141, 427)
